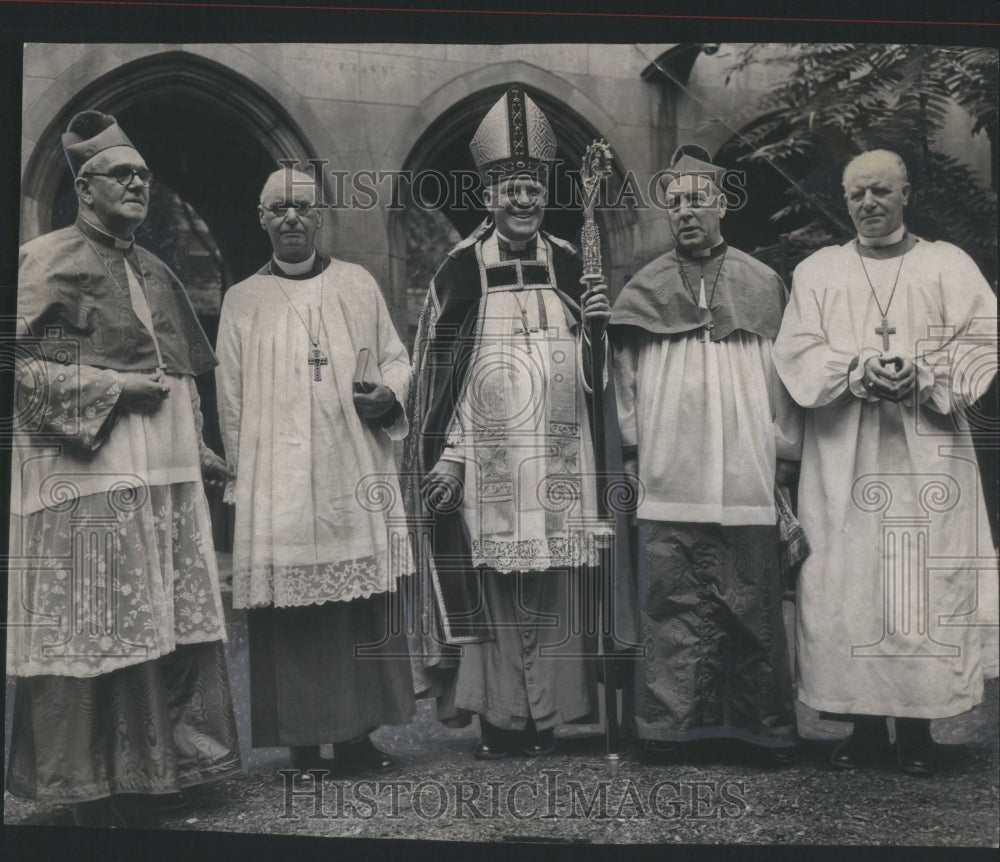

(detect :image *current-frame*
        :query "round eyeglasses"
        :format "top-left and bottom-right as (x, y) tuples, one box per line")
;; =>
(262, 203), (320, 217)
(83, 166), (154, 186)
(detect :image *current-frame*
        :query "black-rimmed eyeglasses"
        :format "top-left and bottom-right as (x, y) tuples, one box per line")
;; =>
(83, 166), (154, 186)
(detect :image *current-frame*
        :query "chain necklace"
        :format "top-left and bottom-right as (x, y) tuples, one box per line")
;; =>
(76, 225), (166, 374)
(500, 239), (543, 354)
(511, 289), (540, 354)
(676, 248), (727, 343)
(854, 240), (908, 352)
(269, 261), (329, 382)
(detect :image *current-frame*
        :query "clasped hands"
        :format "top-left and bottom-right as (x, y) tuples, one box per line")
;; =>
(118, 371), (235, 489)
(862, 353), (916, 402)
(119, 370), (170, 413)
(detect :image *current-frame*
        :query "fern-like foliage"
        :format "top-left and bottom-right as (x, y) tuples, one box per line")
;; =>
(723, 43), (997, 284)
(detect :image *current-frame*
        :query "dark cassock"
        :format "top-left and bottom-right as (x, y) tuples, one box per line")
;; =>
(215, 168), (415, 774)
(7, 111), (240, 825)
(609, 147), (801, 759)
(403, 85), (637, 758)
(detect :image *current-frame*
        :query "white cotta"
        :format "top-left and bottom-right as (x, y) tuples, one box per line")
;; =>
(774, 237), (999, 718)
(614, 329), (801, 525)
(216, 259), (412, 609)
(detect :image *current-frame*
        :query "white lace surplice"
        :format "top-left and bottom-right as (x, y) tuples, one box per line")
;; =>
(216, 259), (412, 609)
(8, 371), (227, 677)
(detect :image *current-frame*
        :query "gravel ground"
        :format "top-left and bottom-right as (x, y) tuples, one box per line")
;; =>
(5, 561), (998, 848)
(4, 689), (998, 847)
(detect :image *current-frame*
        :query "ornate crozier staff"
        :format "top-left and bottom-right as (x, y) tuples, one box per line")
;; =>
(579, 139), (620, 765)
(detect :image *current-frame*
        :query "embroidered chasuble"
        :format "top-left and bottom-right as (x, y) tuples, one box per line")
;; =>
(216, 254), (413, 609)
(438, 231), (609, 574)
(774, 235), (999, 718)
(403, 224), (638, 654)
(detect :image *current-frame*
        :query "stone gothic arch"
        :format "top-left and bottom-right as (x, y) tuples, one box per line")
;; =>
(17, 49), (342, 546)
(383, 63), (640, 341)
(19, 48), (336, 285)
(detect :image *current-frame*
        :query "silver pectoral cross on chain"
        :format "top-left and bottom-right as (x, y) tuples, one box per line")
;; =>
(308, 345), (329, 381)
(513, 308), (539, 352)
(875, 317), (896, 351)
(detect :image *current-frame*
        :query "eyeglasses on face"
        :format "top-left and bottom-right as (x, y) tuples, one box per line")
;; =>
(83, 166), (154, 186)
(262, 202), (320, 217)
(665, 194), (719, 211)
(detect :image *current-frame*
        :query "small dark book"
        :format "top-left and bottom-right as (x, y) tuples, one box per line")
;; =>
(353, 347), (382, 393)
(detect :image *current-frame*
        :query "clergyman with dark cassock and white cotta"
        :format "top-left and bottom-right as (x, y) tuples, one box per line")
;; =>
(609, 145), (802, 762)
(216, 167), (415, 775)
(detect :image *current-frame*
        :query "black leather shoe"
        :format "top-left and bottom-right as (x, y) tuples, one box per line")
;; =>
(474, 718), (514, 760)
(289, 745), (337, 781)
(339, 736), (396, 772)
(895, 718), (935, 776)
(830, 716), (890, 770)
(72, 799), (126, 828)
(72, 797), (142, 828)
(639, 739), (682, 762)
(762, 745), (796, 767)
(522, 727), (556, 757)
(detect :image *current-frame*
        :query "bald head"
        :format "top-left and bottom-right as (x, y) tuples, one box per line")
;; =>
(843, 149), (908, 187)
(259, 168), (318, 206)
(258, 167), (323, 264)
(842, 149), (911, 240)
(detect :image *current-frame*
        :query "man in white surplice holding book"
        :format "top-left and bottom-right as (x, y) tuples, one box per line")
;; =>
(216, 167), (415, 777)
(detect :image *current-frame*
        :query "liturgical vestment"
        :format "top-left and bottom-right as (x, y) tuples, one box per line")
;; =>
(7, 218), (240, 802)
(610, 241), (800, 746)
(404, 226), (638, 732)
(774, 234), (999, 719)
(216, 253), (415, 746)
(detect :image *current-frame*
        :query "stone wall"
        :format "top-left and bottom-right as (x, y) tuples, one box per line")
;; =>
(20, 42), (995, 333)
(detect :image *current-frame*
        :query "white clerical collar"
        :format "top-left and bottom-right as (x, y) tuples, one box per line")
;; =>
(495, 230), (534, 252)
(272, 250), (317, 276)
(483, 230), (546, 266)
(78, 215), (134, 249)
(858, 225), (906, 247)
(689, 239), (725, 259)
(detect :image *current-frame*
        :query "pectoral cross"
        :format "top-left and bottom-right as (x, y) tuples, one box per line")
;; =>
(513, 308), (537, 353)
(875, 317), (896, 351)
(307, 346), (329, 381)
(700, 322), (714, 343)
